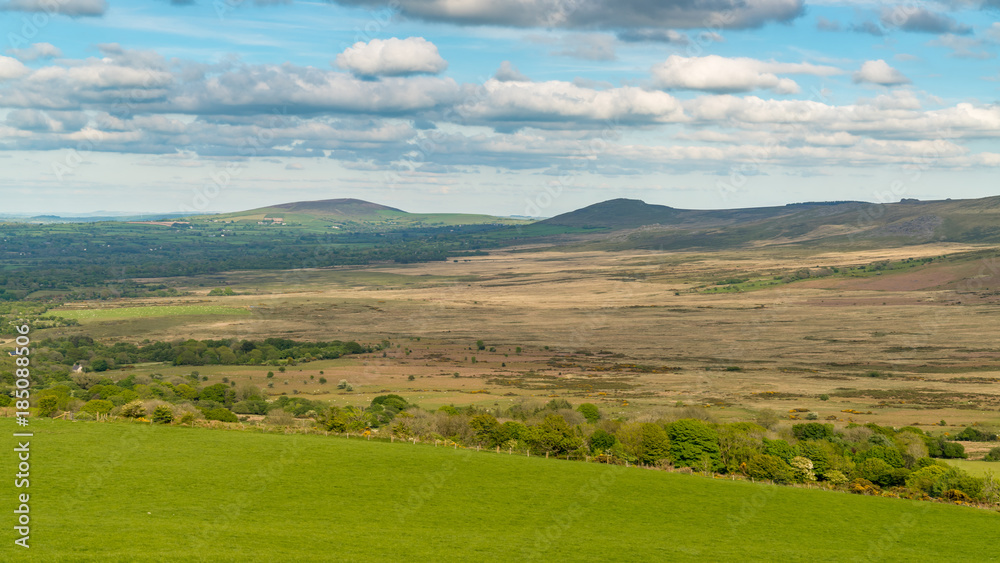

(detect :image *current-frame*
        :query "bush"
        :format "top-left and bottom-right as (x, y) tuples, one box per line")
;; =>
(152, 406), (174, 424)
(745, 454), (793, 483)
(204, 408), (238, 423)
(984, 447), (1000, 462)
(955, 426), (997, 442)
(179, 412), (196, 425)
(80, 399), (114, 416)
(119, 400), (146, 419)
(823, 470), (848, 485)
(667, 419), (722, 471)
(37, 395), (59, 417)
(577, 403), (601, 423)
(589, 428), (616, 453)
(850, 478), (881, 495)
(792, 422), (834, 441)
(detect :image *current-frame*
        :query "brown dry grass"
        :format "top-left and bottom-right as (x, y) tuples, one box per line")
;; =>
(47, 242), (1000, 432)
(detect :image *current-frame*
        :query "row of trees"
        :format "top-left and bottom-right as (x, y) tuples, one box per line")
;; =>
(32, 336), (371, 370)
(311, 399), (998, 505)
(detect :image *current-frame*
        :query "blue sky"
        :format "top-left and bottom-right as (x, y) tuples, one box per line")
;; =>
(0, 0), (998, 216)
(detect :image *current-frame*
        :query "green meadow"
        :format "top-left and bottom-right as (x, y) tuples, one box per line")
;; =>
(3, 418), (998, 562)
(50, 305), (252, 322)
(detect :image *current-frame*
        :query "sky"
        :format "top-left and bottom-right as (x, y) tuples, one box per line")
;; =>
(0, 0), (998, 217)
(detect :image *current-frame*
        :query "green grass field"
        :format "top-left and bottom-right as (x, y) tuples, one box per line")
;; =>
(3, 418), (999, 562)
(946, 459), (1000, 477)
(50, 305), (252, 322)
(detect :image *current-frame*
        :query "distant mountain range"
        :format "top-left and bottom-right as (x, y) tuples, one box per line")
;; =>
(529, 196), (1000, 249)
(11, 194), (1000, 249)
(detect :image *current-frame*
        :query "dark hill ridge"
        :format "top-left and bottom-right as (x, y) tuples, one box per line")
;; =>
(534, 195), (1000, 249)
(538, 198), (866, 229)
(268, 198), (404, 216)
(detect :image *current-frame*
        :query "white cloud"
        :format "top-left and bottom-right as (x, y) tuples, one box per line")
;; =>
(335, 37), (447, 77)
(853, 59), (910, 86)
(6, 43), (62, 62)
(988, 23), (1000, 43)
(652, 55), (841, 94)
(454, 79), (686, 127)
(0, 0), (106, 16)
(0, 55), (29, 80)
(495, 61), (529, 82)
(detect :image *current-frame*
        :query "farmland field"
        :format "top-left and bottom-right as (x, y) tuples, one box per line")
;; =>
(2, 418), (998, 562)
(50, 305), (252, 322)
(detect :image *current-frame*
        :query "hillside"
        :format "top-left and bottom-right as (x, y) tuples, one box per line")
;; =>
(534, 196), (1000, 250)
(6, 418), (998, 562)
(203, 198), (529, 232)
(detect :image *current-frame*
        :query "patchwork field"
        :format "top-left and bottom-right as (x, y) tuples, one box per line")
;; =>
(26, 242), (1000, 433)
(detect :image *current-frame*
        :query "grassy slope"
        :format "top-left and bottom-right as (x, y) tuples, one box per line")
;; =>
(3, 419), (999, 562)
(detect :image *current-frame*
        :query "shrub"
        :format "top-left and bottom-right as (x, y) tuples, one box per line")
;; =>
(80, 399), (114, 416)
(577, 403), (601, 423)
(823, 470), (848, 485)
(984, 447), (1000, 462)
(37, 395), (59, 417)
(667, 419), (722, 471)
(319, 377), (327, 384)
(152, 406), (174, 424)
(745, 454), (793, 483)
(942, 489), (972, 503)
(589, 428), (616, 453)
(179, 412), (196, 425)
(819, 394), (830, 401)
(955, 426), (997, 442)
(792, 422), (834, 441)
(850, 478), (881, 495)
(120, 400), (146, 419)
(204, 408), (238, 423)
(790, 456), (817, 481)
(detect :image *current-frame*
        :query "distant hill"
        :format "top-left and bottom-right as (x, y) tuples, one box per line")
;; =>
(199, 198), (530, 232)
(532, 196), (1000, 250)
(267, 198), (404, 217)
(538, 198), (864, 230)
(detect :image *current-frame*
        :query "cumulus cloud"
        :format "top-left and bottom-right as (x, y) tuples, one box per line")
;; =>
(6, 43), (62, 62)
(0, 55), (29, 80)
(0, 0), (106, 16)
(328, 0), (805, 31)
(453, 79), (686, 128)
(852, 60), (911, 86)
(651, 55), (841, 94)
(494, 61), (529, 82)
(880, 8), (971, 35)
(2, 45), (1000, 177)
(335, 37), (447, 77)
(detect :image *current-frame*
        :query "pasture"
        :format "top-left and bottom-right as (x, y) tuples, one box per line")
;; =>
(3, 418), (998, 562)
